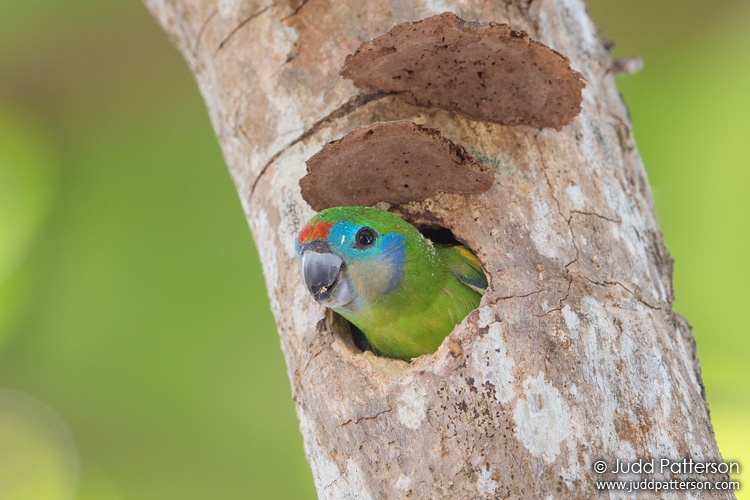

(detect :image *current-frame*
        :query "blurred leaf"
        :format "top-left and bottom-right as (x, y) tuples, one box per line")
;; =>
(0, 390), (79, 500)
(0, 106), (58, 344)
(0, 108), (58, 281)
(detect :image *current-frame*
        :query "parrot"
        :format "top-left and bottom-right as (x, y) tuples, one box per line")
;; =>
(295, 206), (487, 361)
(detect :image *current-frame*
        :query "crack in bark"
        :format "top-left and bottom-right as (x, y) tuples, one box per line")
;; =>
(193, 8), (218, 56)
(281, 0), (311, 21)
(248, 91), (390, 201)
(496, 289), (544, 301)
(534, 134), (580, 259)
(535, 137), (564, 217)
(569, 210), (622, 224)
(321, 470), (343, 490)
(537, 277), (573, 317)
(534, 132), (584, 318)
(340, 407), (392, 427)
(532, 144), (657, 314)
(216, 4), (274, 52)
(585, 278), (661, 310)
(301, 342), (327, 377)
(567, 232), (581, 270)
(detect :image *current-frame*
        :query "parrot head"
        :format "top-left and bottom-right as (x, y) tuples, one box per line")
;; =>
(295, 207), (423, 313)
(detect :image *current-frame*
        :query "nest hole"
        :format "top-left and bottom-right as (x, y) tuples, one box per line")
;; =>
(329, 310), (373, 355)
(329, 220), (486, 361)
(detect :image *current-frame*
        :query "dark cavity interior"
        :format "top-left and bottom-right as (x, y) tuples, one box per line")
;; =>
(416, 224), (462, 246)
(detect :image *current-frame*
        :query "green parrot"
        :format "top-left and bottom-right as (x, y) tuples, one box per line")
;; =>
(295, 206), (486, 361)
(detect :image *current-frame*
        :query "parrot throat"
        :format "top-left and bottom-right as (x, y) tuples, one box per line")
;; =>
(344, 232), (406, 312)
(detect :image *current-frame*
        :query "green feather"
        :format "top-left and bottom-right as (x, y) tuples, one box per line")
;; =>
(439, 244), (488, 295)
(300, 207), (486, 361)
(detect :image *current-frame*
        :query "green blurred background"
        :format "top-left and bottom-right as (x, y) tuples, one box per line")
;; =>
(0, 0), (747, 498)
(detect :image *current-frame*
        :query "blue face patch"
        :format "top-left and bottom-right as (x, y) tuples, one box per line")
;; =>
(326, 221), (358, 260)
(327, 221), (406, 297)
(327, 222), (403, 261)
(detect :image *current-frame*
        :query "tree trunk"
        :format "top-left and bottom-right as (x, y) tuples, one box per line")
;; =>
(145, 1), (729, 497)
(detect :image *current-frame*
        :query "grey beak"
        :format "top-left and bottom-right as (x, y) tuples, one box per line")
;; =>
(301, 251), (353, 308)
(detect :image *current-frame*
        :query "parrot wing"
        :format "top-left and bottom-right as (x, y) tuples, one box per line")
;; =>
(439, 245), (488, 295)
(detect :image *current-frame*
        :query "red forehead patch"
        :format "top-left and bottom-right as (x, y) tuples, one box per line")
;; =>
(298, 221), (334, 244)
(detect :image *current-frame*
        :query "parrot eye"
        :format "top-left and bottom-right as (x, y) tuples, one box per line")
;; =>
(354, 227), (377, 249)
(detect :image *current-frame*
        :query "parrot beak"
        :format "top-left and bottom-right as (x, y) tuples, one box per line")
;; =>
(301, 250), (353, 308)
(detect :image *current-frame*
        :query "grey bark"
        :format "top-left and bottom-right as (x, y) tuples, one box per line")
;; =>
(145, 0), (728, 497)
